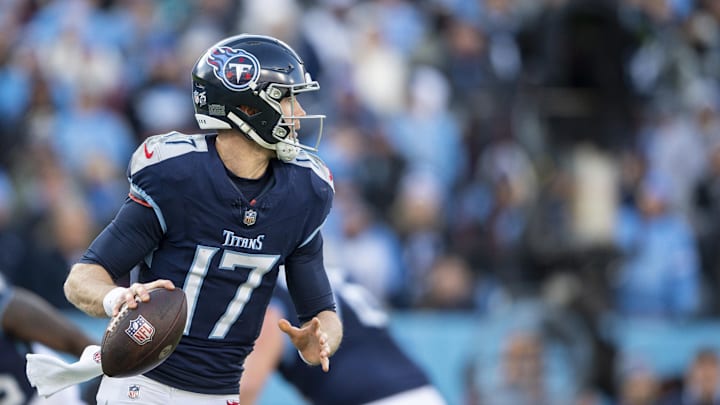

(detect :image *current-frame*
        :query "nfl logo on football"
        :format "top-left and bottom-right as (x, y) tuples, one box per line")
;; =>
(243, 209), (257, 226)
(125, 315), (156, 345)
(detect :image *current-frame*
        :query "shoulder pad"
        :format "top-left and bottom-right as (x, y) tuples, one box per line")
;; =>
(290, 151), (334, 192)
(129, 132), (208, 176)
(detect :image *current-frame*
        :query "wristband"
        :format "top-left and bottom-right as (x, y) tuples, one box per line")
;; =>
(103, 287), (126, 317)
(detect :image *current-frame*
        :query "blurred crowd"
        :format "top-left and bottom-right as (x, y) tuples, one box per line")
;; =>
(3, 0), (720, 403)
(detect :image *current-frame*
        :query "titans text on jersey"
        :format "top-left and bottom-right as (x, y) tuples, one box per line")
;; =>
(222, 230), (264, 250)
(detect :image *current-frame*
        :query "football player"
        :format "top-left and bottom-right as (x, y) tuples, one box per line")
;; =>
(240, 267), (447, 405)
(62, 34), (342, 404)
(0, 272), (97, 404)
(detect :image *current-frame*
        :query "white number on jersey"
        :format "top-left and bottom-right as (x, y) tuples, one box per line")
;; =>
(182, 245), (280, 339)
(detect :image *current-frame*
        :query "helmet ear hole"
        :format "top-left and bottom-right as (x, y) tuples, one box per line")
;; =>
(238, 105), (260, 116)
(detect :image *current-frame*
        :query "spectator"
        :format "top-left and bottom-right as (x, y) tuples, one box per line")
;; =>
(16, 197), (95, 310)
(384, 65), (465, 191)
(659, 348), (720, 405)
(613, 170), (702, 318)
(391, 171), (447, 307)
(324, 187), (405, 306)
(693, 140), (720, 314)
(467, 329), (576, 405)
(418, 254), (476, 310)
(616, 359), (662, 405)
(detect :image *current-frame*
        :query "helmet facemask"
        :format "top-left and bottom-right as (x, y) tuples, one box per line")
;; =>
(236, 79), (325, 162)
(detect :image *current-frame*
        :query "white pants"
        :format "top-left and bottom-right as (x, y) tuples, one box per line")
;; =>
(365, 386), (448, 405)
(96, 374), (238, 404)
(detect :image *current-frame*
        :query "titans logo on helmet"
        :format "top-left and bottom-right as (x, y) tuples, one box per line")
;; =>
(206, 47), (260, 91)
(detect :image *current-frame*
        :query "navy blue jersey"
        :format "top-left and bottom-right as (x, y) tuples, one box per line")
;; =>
(87, 132), (335, 394)
(271, 270), (431, 405)
(0, 274), (34, 405)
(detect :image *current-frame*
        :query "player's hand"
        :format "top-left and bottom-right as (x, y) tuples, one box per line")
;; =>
(114, 280), (175, 316)
(278, 317), (331, 372)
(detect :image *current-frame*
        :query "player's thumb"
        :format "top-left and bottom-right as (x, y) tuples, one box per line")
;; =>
(278, 319), (295, 335)
(309, 317), (321, 332)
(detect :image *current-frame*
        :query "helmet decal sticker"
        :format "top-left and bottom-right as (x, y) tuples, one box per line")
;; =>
(206, 47), (260, 91)
(208, 104), (225, 116)
(193, 83), (207, 108)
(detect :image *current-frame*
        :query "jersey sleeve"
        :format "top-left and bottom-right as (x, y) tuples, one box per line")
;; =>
(284, 233), (336, 323)
(78, 198), (164, 280)
(295, 152), (334, 249)
(283, 153), (336, 322)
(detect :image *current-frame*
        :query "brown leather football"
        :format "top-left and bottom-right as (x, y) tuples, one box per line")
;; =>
(101, 288), (187, 377)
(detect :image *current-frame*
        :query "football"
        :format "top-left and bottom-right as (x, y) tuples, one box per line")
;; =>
(101, 288), (187, 378)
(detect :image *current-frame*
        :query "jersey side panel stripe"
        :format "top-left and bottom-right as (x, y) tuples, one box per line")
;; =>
(129, 182), (168, 233)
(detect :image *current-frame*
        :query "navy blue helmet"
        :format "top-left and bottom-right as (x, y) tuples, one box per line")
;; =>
(191, 34), (324, 161)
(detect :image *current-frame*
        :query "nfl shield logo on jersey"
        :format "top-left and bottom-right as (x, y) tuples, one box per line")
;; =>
(243, 209), (257, 226)
(128, 384), (140, 399)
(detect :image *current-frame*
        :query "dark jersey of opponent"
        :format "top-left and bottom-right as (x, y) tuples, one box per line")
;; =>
(0, 274), (34, 405)
(271, 270), (432, 405)
(79, 132), (336, 395)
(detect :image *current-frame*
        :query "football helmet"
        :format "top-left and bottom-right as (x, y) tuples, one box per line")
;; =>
(191, 34), (324, 161)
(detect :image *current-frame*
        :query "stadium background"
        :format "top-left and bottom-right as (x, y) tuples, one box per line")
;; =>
(4, 0), (720, 404)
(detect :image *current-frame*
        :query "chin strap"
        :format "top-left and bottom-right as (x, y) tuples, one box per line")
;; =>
(227, 111), (299, 162)
(275, 140), (299, 162)
(26, 345), (104, 398)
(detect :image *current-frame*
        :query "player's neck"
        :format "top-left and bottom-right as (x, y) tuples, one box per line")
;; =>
(216, 132), (271, 180)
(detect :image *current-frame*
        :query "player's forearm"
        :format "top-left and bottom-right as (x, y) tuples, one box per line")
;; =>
(316, 310), (343, 355)
(64, 262), (118, 318)
(4, 288), (97, 356)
